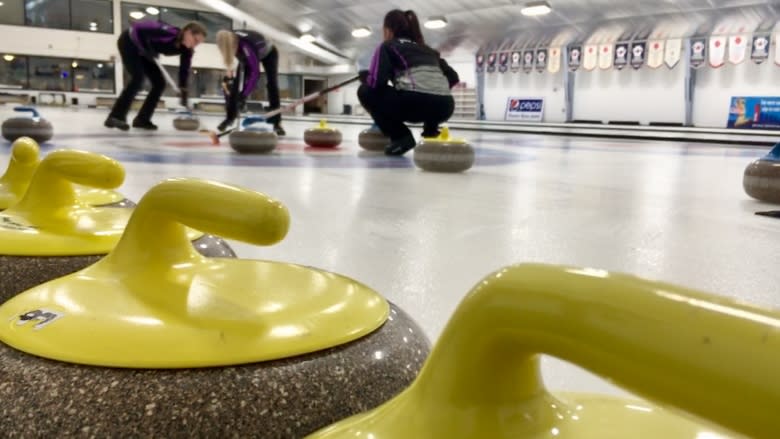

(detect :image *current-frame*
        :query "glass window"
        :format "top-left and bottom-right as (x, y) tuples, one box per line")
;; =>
(0, 0), (25, 25)
(70, 0), (112, 33)
(197, 12), (232, 43)
(159, 6), (198, 29)
(196, 68), (225, 99)
(278, 74), (302, 99)
(28, 57), (71, 91)
(161, 65), (197, 97)
(0, 55), (28, 89)
(121, 2), (151, 31)
(73, 59), (114, 93)
(25, 0), (70, 30)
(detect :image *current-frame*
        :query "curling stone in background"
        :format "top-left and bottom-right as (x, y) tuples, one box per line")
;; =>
(173, 109), (200, 131)
(229, 116), (278, 154)
(0, 137), (133, 210)
(0, 150), (236, 304)
(413, 127), (475, 173)
(308, 264), (780, 439)
(358, 124), (390, 152)
(1, 106), (53, 144)
(744, 142), (780, 204)
(0, 178), (429, 437)
(305, 119), (342, 148)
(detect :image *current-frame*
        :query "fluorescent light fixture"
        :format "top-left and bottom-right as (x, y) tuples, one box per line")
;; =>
(521, 1), (552, 16)
(424, 16), (447, 29)
(300, 33), (316, 43)
(3, 55), (14, 62)
(351, 26), (371, 38)
(129, 11), (145, 20)
(146, 6), (160, 15)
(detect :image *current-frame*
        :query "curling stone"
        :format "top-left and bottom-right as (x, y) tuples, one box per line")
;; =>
(0, 137), (132, 210)
(309, 263), (780, 439)
(304, 120), (342, 148)
(173, 110), (200, 131)
(2, 106), (53, 144)
(0, 178), (429, 437)
(229, 116), (278, 154)
(358, 124), (390, 152)
(744, 143), (780, 204)
(413, 127), (474, 173)
(0, 151), (236, 304)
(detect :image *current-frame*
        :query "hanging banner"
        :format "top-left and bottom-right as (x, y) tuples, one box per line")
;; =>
(630, 41), (646, 69)
(751, 34), (770, 64)
(498, 52), (509, 73)
(510, 51), (522, 72)
(690, 38), (707, 69)
(487, 53), (497, 73)
(548, 47), (562, 73)
(647, 40), (665, 68)
(709, 36), (727, 68)
(582, 45), (598, 71)
(613, 43), (629, 70)
(522, 50), (535, 73)
(728, 34), (749, 64)
(665, 39), (682, 69)
(598, 43), (613, 70)
(727, 96), (780, 130)
(476, 54), (485, 73)
(567, 46), (582, 71)
(535, 49), (548, 73)
(775, 33), (780, 66)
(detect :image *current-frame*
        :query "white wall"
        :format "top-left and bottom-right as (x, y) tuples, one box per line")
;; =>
(483, 70), (567, 123)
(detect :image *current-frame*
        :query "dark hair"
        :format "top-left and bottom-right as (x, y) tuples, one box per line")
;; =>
(383, 9), (425, 45)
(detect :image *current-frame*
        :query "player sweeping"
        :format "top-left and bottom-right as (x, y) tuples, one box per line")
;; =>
(358, 9), (460, 156)
(216, 29), (286, 136)
(105, 20), (206, 131)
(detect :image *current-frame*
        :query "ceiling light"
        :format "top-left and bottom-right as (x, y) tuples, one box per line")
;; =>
(129, 11), (145, 20)
(521, 1), (552, 16)
(72, 61), (78, 68)
(97, 63), (103, 68)
(3, 55), (14, 62)
(300, 34), (316, 43)
(424, 16), (447, 29)
(298, 22), (313, 33)
(0, 2), (5, 6)
(351, 26), (371, 38)
(146, 6), (159, 15)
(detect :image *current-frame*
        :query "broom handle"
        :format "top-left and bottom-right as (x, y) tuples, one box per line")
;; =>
(260, 75), (360, 119)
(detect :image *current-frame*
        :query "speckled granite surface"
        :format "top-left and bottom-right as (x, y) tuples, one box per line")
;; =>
(0, 303), (429, 438)
(0, 234), (236, 304)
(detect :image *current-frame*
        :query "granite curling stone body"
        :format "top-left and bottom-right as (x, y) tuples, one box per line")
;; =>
(413, 127), (475, 173)
(358, 126), (390, 152)
(0, 178), (429, 438)
(304, 120), (342, 148)
(308, 264), (780, 439)
(0, 137), (132, 210)
(744, 143), (780, 204)
(173, 113), (200, 131)
(229, 117), (278, 154)
(0, 151), (235, 304)
(1, 106), (54, 144)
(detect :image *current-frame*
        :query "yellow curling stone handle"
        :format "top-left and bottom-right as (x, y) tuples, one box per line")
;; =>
(308, 264), (780, 439)
(0, 137), (41, 209)
(0, 178), (389, 368)
(422, 126), (467, 144)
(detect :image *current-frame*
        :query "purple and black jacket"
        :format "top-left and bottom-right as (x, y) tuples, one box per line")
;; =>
(365, 38), (459, 96)
(233, 30), (274, 99)
(129, 20), (193, 89)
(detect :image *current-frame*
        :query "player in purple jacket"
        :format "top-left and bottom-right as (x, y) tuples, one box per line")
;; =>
(105, 20), (206, 131)
(216, 29), (285, 136)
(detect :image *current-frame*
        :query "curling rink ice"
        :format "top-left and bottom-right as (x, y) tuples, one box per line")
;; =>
(3, 106), (779, 399)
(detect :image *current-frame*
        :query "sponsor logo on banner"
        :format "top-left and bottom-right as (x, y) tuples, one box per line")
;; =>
(567, 46), (582, 71)
(598, 44), (613, 70)
(522, 50), (534, 73)
(583, 45), (598, 71)
(727, 96), (780, 130)
(498, 52), (509, 73)
(630, 41), (646, 69)
(487, 53), (497, 73)
(548, 47), (562, 73)
(476, 54), (485, 73)
(510, 51), (522, 72)
(751, 35), (770, 64)
(665, 39), (682, 69)
(690, 38), (707, 69)
(647, 40), (665, 68)
(506, 97), (545, 122)
(613, 43), (629, 70)
(536, 49), (548, 73)
(728, 34), (748, 64)
(709, 36), (727, 68)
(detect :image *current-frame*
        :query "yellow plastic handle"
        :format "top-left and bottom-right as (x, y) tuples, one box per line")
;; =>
(0, 137), (41, 208)
(309, 264), (780, 439)
(9, 136), (40, 165)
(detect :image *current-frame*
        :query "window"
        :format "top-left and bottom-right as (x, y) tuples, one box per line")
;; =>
(198, 12), (232, 44)
(0, 0), (25, 25)
(121, 2), (232, 43)
(159, 7), (198, 30)
(73, 60), (114, 93)
(278, 74), (302, 99)
(196, 69), (225, 99)
(25, 0), (70, 30)
(70, 0), (113, 33)
(0, 55), (28, 89)
(161, 65), (197, 98)
(28, 57), (71, 91)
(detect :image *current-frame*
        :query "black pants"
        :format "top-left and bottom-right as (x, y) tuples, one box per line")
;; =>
(357, 84), (454, 141)
(109, 32), (166, 123)
(226, 46), (281, 126)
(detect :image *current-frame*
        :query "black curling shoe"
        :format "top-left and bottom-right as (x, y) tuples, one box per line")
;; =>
(385, 134), (416, 156)
(104, 117), (130, 131)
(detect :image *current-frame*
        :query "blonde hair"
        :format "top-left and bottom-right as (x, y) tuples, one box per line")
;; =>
(216, 30), (238, 70)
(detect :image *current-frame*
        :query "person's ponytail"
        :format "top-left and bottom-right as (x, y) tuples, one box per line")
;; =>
(404, 10), (425, 45)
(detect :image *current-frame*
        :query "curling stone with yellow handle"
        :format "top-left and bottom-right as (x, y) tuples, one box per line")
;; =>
(308, 264), (780, 439)
(0, 178), (429, 437)
(304, 119), (343, 148)
(413, 127), (475, 173)
(0, 137), (132, 210)
(0, 151), (235, 304)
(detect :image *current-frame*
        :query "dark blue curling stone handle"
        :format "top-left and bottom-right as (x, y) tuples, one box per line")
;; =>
(13, 106), (40, 118)
(766, 142), (780, 161)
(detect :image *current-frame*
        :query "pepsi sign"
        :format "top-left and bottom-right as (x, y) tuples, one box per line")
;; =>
(505, 97), (545, 122)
